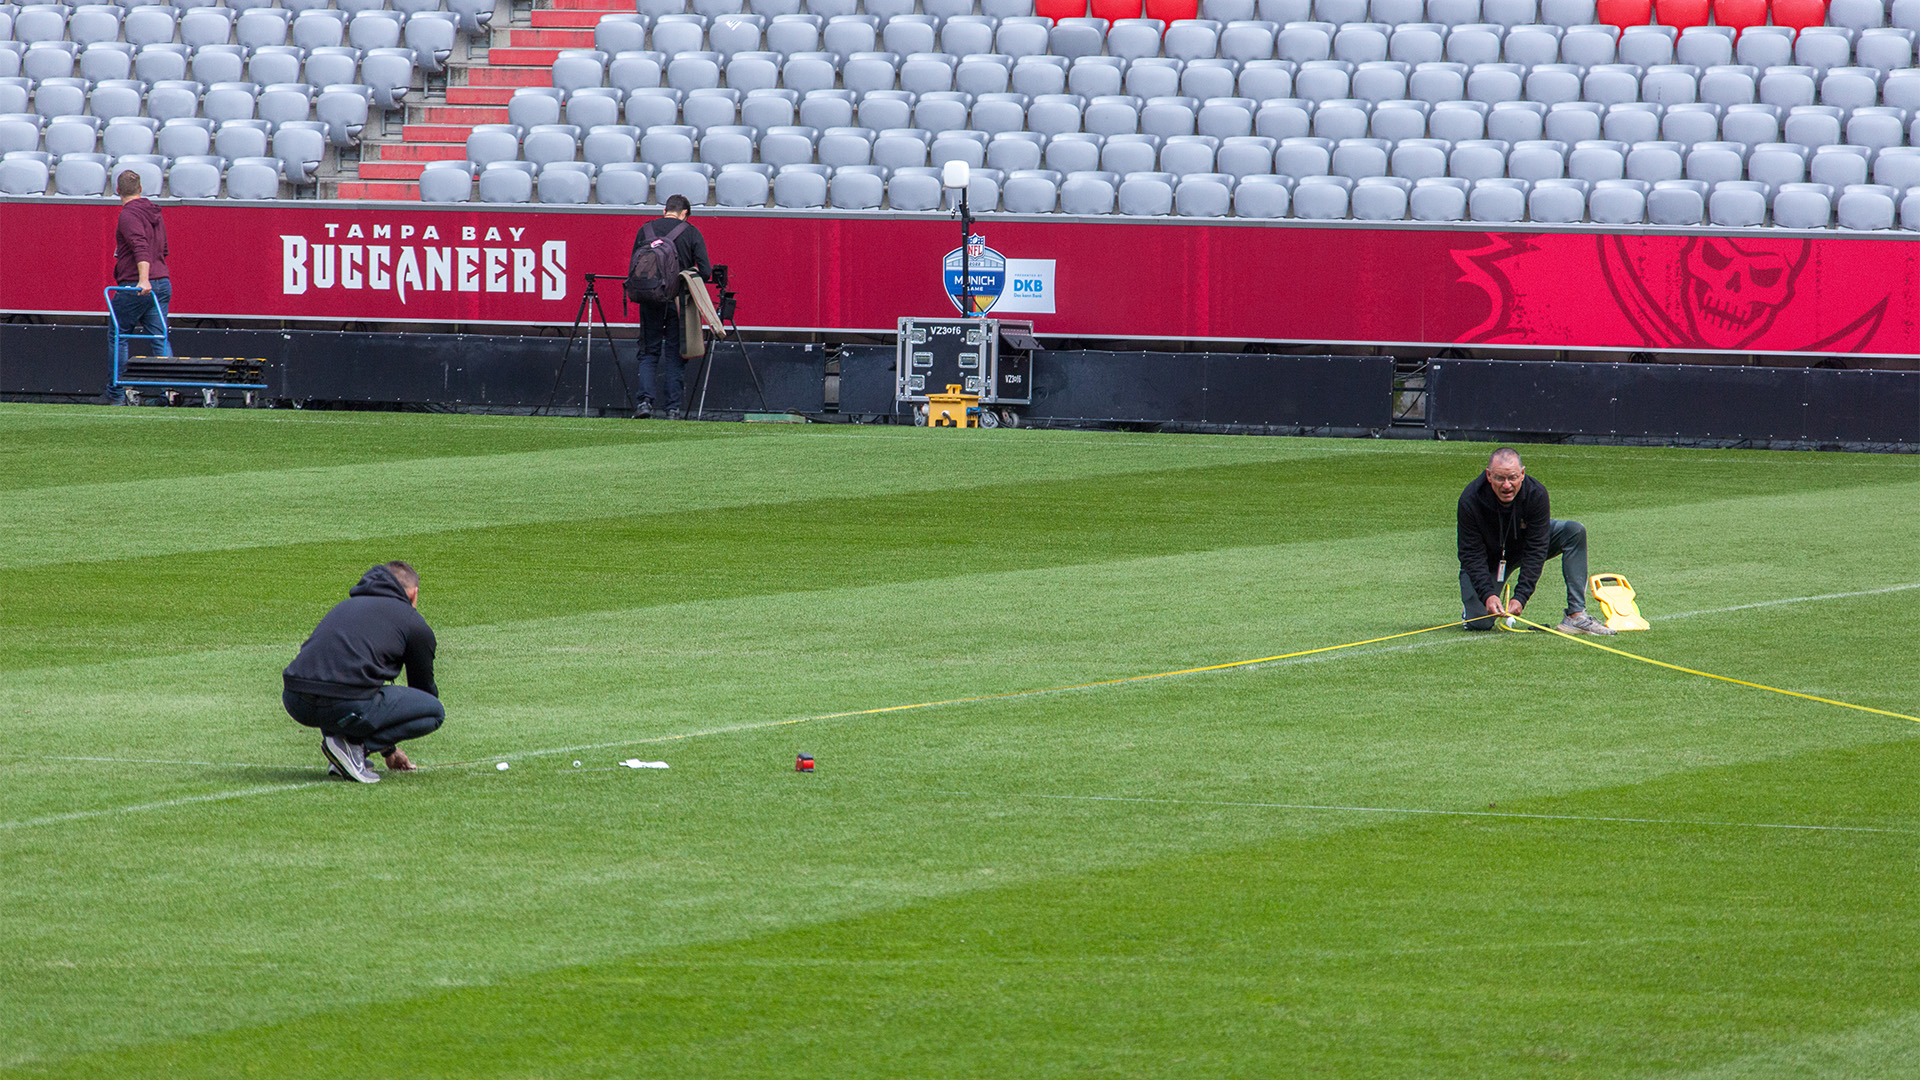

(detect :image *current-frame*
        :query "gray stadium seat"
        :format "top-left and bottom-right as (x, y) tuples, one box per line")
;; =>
(773, 161), (828, 207)
(0, 149), (50, 195)
(1101, 133), (1161, 174)
(157, 117), (214, 159)
(479, 160), (536, 203)
(608, 52), (665, 95)
(1783, 105), (1842, 149)
(715, 162), (772, 207)
(1707, 179), (1768, 226)
(887, 165), (944, 210)
(595, 161), (652, 205)
(932, 130), (988, 169)
(538, 161), (594, 205)
(1602, 102), (1662, 144)
(1233, 173), (1291, 216)
(168, 155), (223, 198)
(1747, 142), (1809, 196)
(54, 151), (110, 196)
(1001, 167), (1060, 213)
(1567, 138), (1626, 182)
(34, 77), (87, 119)
(797, 88), (854, 130)
(1351, 173), (1410, 218)
(1448, 139), (1507, 180)
(957, 55), (1014, 96)
(1292, 173), (1353, 217)
(1772, 181), (1833, 227)
(1544, 101), (1604, 144)
(1410, 174), (1469, 219)
(1646, 177), (1707, 224)
(1117, 172), (1175, 215)
(1675, 26), (1732, 68)
(1429, 100), (1488, 141)
(656, 161), (713, 205)
(1735, 26), (1794, 69)
(758, 125), (817, 168)
(216, 119), (272, 164)
(317, 85), (372, 146)
(257, 84), (313, 130)
(1684, 140), (1744, 185)
(417, 159), (475, 203)
(102, 117), (159, 159)
(1722, 103), (1781, 147)
(1468, 176), (1526, 221)
(273, 120), (326, 184)
(225, 156), (283, 199)
(1528, 177), (1587, 222)
(466, 125), (521, 169)
(1060, 170), (1118, 214)
(293, 11), (347, 52)
(1175, 174), (1234, 216)
(362, 48), (414, 112)
(640, 124), (697, 165)
(566, 89), (623, 131)
(1587, 177), (1647, 222)
(305, 47), (360, 90)
(1810, 144), (1870, 189)
(1313, 100), (1370, 140)
(1277, 135), (1334, 176)
(817, 125), (874, 166)
(1391, 137), (1449, 179)
(1487, 100), (1546, 143)
(1332, 136), (1389, 178)
(1856, 28), (1915, 72)
(1625, 140), (1684, 183)
(1873, 145), (1920, 190)
(623, 88), (681, 131)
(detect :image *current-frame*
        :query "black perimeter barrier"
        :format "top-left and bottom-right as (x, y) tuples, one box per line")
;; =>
(1429, 359), (1920, 446)
(4, 325), (1914, 447)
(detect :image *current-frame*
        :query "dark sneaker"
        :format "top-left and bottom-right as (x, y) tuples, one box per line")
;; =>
(667, 408), (683, 420)
(322, 735), (380, 783)
(633, 398), (653, 420)
(1557, 612), (1618, 636)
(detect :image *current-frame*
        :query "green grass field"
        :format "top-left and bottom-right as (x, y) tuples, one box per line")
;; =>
(3, 404), (1918, 1078)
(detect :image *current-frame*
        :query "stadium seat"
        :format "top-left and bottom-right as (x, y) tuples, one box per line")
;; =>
(316, 86), (371, 146)
(1468, 176), (1526, 221)
(595, 161), (653, 205)
(1410, 175), (1469, 219)
(1707, 178), (1768, 225)
(1528, 177), (1588, 222)
(1772, 0), (1827, 33)
(1772, 181), (1833, 227)
(885, 166), (943, 210)
(657, 161), (714, 205)
(1232, 173), (1291, 216)
(537, 161), (594, 206)
(223, 156), (282, 200)
(168, 156), (224, 199)
(273, 121), (326, 185)
(0, 150), (50, 195)
(773, 162), (829, 207)
(1588, 177), (1648, 222)
(1646, 177), (1707, 224)
(54, 152), (110, 196)
(1836, 185), (1900, 231)
(1291, 173), (1352, 217)
(1351, 173), (1411, 218)
(1117, 171), (1176, 214)
(479, 160), (535, 203)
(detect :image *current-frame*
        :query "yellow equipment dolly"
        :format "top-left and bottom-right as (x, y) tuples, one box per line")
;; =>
(925, 384), (981, 427)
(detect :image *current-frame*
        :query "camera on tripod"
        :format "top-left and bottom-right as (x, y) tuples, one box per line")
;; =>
(710, 264), (736, 323)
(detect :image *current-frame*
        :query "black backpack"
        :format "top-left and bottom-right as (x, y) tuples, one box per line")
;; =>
(624, 220), (688, 304)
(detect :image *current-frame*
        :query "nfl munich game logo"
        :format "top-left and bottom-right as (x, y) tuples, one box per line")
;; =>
(943, 234), (1006, 315)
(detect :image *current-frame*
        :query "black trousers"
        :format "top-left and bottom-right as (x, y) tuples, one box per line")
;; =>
(283, 686), (444, 754)
(635, 298), (684, 411)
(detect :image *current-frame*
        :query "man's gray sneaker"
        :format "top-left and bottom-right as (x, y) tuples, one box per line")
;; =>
(322, 735), (379, 783)
(1557, 612), (1618, 636)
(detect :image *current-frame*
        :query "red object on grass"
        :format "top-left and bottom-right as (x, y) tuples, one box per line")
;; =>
(1035, 0), (1090, 20)
(1710, 0), (1768, 32)
(1091, 0), (1145, 19)
(1596, 0), (1654, 27)
(1769, 0), (1827, 31)
(1653, 0), (1711, 27)
(1144, 0), (1201, 21)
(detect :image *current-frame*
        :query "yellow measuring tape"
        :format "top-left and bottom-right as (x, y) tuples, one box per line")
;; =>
(1508, 615), (1920, 724)
(793, 619), (1474, 726)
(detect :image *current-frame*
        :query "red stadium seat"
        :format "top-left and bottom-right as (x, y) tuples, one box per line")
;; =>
(1653, 0), (1710, 27)
(1769, 0), (1826, 31)
(1597, 0), (1654, 27)
(1035, 0), (1090, 20)
(1091, 0), (1145, 19)
(1710, 0), (1768, 32)
(1144, 0), (1200, 21)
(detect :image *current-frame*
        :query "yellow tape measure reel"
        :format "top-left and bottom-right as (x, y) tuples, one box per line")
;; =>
(1589, 574), (1651, 631)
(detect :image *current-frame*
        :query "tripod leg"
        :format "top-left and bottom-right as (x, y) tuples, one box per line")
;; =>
(543, 290), (595, 416)
(727, 319), (768, 413)
(587, 291), (634, 413)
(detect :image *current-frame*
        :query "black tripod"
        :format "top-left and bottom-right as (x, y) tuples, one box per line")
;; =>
(687, 266), (768, 419)
(542, 272), (632, 417)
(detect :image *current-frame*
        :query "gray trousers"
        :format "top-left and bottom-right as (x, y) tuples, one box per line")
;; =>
(1460, 518), (1590, 629)
(283, 685), (444, 754)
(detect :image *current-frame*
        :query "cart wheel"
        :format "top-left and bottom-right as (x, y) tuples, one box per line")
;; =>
(979, 407), (1000, 428)
(123, 388), (140, 407)
(913, 404), (928, 427)
(1000, 409), (1020, 428)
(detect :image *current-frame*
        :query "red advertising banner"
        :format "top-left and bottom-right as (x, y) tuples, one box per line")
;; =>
(3, 199), (1916, 358)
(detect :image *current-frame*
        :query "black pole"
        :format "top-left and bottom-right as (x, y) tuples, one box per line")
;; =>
(958, 186), (974, 317)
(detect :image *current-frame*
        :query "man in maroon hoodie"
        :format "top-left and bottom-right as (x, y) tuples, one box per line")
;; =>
(111, 170), (171, 363)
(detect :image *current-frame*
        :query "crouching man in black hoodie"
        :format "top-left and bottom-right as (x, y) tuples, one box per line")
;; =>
(282, 561), (445, 783)
(1458, 448), (1617, 635)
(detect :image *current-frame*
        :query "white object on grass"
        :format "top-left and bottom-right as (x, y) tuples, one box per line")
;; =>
(573, 761), (582, 768)
(496, 762), (510, 771)
(620, 759), (669, 769)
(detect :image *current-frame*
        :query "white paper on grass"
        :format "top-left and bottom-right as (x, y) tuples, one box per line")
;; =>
(620, 759), (669, 769)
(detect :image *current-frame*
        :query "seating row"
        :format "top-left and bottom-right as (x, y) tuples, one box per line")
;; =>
(414, 154), (1919, 231)
(0, 1), (493, 43)
(0, 145), (287, 194)
(2, 76), (375, 135)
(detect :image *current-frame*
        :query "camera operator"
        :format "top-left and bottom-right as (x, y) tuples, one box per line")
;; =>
(627, 194), (712, 420)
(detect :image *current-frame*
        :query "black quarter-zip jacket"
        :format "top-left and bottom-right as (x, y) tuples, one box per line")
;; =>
(282, 566), (438, 700)
(1457, 474), (1551, 608)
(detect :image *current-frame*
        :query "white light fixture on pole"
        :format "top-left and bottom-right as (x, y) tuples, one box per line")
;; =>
(942, 160), (975, 317)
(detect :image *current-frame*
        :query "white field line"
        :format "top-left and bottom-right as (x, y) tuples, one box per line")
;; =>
(6, 578), (1913, 828)
(930, 790), (1916, 836)
(0, 782), (326, 832)
(0, 754), (289, 768)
